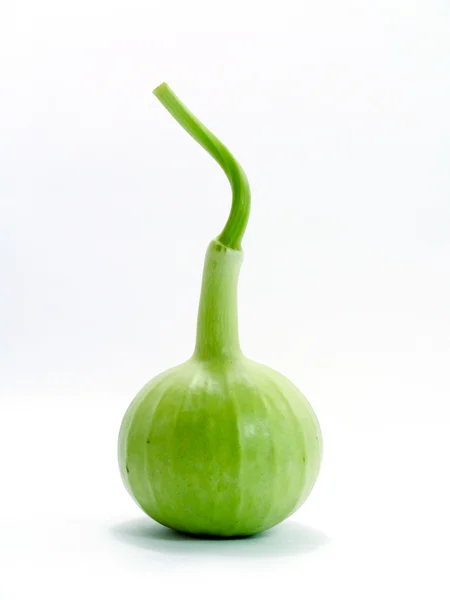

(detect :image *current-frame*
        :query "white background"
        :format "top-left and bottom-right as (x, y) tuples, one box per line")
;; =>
(1, 0), (450, 598)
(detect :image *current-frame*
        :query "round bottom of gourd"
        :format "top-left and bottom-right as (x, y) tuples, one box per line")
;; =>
(165, 526), (261, 540)
(136, 498), (305, 538)
(148, 515), (275, 538)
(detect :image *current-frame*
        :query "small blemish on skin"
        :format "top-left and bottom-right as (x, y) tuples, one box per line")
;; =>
(146, 439), (150, 444)
(126, 465), (130, 474)
(302, 455), (306, 464)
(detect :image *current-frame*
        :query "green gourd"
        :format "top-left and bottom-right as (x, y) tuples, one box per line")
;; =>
(118, 83), (323, 537)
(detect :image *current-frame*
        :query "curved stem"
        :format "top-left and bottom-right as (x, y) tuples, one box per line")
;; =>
(153, 82), (251, 250)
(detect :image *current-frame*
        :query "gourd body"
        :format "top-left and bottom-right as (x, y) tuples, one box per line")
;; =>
(119, 357), (321, 537)
(118, 241), (322, 537)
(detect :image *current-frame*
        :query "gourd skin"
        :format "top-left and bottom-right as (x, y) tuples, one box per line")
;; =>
(118, 84), (323, 537)
(119, 357), (321, 537)
(119, 240), (322, 537)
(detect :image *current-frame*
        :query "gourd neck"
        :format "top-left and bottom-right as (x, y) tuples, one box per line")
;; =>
(194, 239), (243, 361)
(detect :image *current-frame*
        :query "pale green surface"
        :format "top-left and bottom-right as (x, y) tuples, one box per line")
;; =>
(119, 355), (322, 536)
(118, 84), (322, 537)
